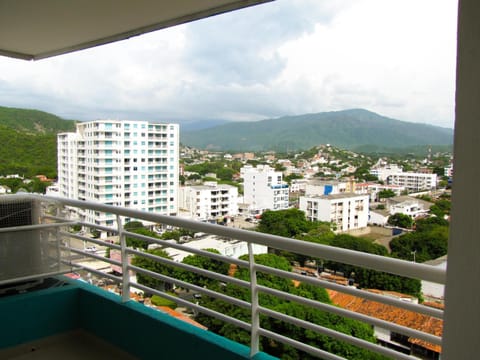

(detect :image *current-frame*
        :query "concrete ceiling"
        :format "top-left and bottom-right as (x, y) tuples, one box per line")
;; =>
(0, 0), (271, 60)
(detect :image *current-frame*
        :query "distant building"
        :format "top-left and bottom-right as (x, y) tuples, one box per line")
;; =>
(179, 182), (238, 221)
(299, 193), (369, 232)
(58, 120), (179, 231)
(385, 196), (432, 219)
(164, 235), (268, 262)
(386, 172), (437, 192)
(241, 165), (289, 214)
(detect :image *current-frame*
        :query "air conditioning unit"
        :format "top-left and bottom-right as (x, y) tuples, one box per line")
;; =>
(0, 195), (58, 293)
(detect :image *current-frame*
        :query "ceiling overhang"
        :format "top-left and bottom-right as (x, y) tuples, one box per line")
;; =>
(0, 0), (272, 61)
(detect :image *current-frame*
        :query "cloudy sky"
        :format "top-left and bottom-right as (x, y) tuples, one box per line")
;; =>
(0, 0), (458, 128)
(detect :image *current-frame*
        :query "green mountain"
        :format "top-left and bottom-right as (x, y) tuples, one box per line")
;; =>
(0, 106), (76, 134)
(0, 106), (77, 178)
(181, 109), (454, 152)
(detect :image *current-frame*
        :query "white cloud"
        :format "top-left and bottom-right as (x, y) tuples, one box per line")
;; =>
(0, 0), (457, 128)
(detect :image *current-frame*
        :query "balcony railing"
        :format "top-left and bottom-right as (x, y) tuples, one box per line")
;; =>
(0, 193), (445, 360)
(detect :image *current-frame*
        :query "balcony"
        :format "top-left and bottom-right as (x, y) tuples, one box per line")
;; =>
(0, 194), (445, 359)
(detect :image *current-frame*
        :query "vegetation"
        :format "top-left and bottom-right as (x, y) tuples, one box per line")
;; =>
(195, 253), (387, 360)
(0, 176), (52, 193)
(0, 106), (76, 178)
(390, 217), (449, 263)
(175, 249), (230, 288)
(387, 213), (413, 229)
(131, 248), (175, 292)
(181, 109), (453, 152)
(257, 209), (421, 297)
(184, 160), (243, 181)
(151, 294), (177, 309)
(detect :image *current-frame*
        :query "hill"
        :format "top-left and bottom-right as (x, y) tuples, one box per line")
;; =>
(0, 106), (77, 178)
(0, 106), (76, 134)
(180, 109), (453, 152)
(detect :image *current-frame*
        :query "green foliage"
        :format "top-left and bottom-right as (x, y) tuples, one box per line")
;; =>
(195, 253), (386, 359)
(429, 199), (451, 218)
(0, 105), (76, 133)
(0, 177), (52, 194)
(124, 221), (144, 230)
(124, 224), (160, 249)
(151, 294), (177, 309)
(181, 109), (453, 152)
(284, 173), (303, 184)
(390, 217), (449, 263)
(131, 248), (175, 292)
(184, 160), (242, 181)
(0, 106), (76, 178)
(175, 249), (230, 287)
(378, 189), (396, 199)
(257, 208), (314, 238)
(388, 213), (413, 228)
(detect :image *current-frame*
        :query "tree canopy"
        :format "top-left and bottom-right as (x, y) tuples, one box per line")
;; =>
(390, 217), (449, 263)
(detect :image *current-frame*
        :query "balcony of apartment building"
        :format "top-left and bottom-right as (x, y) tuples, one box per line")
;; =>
(0, 194), (447, 359)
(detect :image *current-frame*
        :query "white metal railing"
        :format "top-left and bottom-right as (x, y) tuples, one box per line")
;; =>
(0, 194), (446, 360)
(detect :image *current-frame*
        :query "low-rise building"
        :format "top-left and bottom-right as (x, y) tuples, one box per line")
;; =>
(179, 182), (238, 221)
(299, 193), (369, 232)
(164, 235), (268, 262)
(386, 196), (432, 218)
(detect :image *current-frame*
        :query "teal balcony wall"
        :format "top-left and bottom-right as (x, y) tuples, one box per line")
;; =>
(0, 279), (276, 360)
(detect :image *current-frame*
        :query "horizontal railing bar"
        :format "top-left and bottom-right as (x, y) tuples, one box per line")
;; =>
(68, 248), (122, 267)
(254, 263), (444, 319)
(34, 194), (446, 284)
(132, 282), (252, 332)
(258, 328), (347, 360)
(127, 247), (250, 289)
(0, 269), (74, 286)
(130, 265), (251, 310)
(0, 222), (77, 233)
(60, 231), (123, 251)
(258, 285), (442, 346)
(259, 307), (417, 360)
(69, 265), (123, 284)
(124, 230), (249, 268)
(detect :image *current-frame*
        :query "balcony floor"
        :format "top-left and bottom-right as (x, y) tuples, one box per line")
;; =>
(0, 330), (137, 360)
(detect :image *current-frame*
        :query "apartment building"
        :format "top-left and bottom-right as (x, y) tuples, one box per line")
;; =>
(241, 164), (289, 213)
(299, 193), (369, 232)
(179, 182), (238, 221)
(58, 120), (179, 229)
(386, 172), (437, 192)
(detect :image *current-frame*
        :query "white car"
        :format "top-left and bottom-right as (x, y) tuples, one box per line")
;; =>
(85, 246), (97, 253)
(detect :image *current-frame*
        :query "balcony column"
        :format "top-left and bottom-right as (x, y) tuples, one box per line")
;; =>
(442, 0), (480, 358)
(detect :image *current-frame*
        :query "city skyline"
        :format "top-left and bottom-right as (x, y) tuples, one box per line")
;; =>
(0, 0), (458, 128)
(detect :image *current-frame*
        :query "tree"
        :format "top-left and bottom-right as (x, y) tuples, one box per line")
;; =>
(378, 189), (396, 199)
(195, 253), (387, 360)
(132, 248), (176, 292)
(387, 213), (413, 228)
(257, 208), (314, 238)
(390, 217), (449, 263)
(175, 249), (230, 287)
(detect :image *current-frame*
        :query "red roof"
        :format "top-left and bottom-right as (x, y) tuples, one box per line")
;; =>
(328, 289), (443, 353)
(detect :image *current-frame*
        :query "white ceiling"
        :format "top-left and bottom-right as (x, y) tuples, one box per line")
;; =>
(0, 0), (271, 60)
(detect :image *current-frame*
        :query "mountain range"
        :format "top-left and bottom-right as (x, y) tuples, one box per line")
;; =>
(0, 105), (453, 178)
(180, 109), (453, 152)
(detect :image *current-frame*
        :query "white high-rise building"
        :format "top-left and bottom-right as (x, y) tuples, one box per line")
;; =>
(58, 120), (179, 229)
(241, 165), (289, 213)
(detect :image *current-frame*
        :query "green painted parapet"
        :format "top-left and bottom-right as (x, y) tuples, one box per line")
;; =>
(0, 279), (277, 360)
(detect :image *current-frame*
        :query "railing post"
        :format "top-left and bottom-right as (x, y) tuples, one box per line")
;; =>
(117, 215), (130, 303)
(248, 243), (260, 357)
